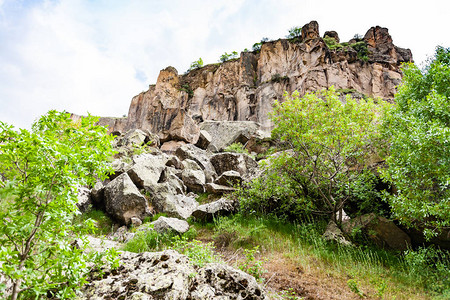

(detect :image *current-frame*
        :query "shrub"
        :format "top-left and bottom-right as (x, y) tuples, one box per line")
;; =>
(286, 26), (302, 43)
(219, 51), (239, 63)
(187, 57), (203, 72)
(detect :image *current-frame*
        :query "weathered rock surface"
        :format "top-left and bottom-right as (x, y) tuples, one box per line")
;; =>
(323, 220), (352, 246)
(93, 21), (411, 140)
(181, 159), (206, 193)
(192, 198), (237, 221)
(175, 144), (217, 183)
(79, 250), (266, 300)
(210, 152), (258, 178)
(153, 194), (199, 220)
(342, 213), (411, 251)
(215, 170), (242, 187)
(104, 173), (151, 225)
(153, 216), (189, 234)
(206, 183), (236, 194)
(76, 186), (92, 213)
(199, 120), (264, 152)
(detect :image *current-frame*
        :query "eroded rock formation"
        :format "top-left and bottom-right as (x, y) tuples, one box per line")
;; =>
(90, 20), (412, 149)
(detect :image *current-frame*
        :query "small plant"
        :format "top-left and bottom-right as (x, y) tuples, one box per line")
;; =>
(238, 246), (267, 281)
(252, 42), (262, 52)
(323, 35), (343, 50)
(286, 26), (302, 43)
(179, 83), (194, 98)
(271, 73), (289, 83)
(280, 287), (302, 299)
(353, 33), (363, 41)
(187, 57), (204, 72)
(172, 237), (220, 267)
(219, 51), (239, 62)
(350, 41), (369, 61)
(347, 279), (365, 298)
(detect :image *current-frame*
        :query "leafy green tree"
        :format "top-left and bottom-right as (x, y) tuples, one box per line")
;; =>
(0, 111), (116, 299)
(268, 87), (384, 223)
(219, 51), (239, 63)
(381, 46), (450, 235)
(286, 26), (302, 42)
(188, 57), (203, 72)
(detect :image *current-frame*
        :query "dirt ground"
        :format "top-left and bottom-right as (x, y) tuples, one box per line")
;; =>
(216, 247), (365, 300)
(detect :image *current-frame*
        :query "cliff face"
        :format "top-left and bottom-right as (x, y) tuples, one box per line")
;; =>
(99, 21), (412, 143)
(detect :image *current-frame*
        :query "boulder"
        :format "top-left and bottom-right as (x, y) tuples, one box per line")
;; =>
(152, 216), (189, 234)
(181, 159), (206, 193)
(324, 30), (339, 43)
(206, 183), (236, 194)
(79, 250), (266, 299)
(160, 140), (187, 155)
(126, 153), (169, 189)
(76, 186), (92, 213)
(210, 152), (258, 178)
(175, 144), (217, 183)
(90, 181), (105, 207)
(109, 159), (132, 180)
(191, 198), (236, 221)
(342, 213), (411, 251)
(120, 129), (148, 147)
(301, 20), (319, 40)
(104, 173), (151, 225)
(153, 194), (199, 220)
(323, 220), (352, 246)
(215, 170), (242, 187)
(165, 155), (184, 170)
(195, 130), (212, 150)
(199, 120), (262, 153)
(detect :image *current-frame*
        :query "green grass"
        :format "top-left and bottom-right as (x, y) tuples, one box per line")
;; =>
(122, 227), (220, 267)
(72, 208), (114, 236)
(194, 214), (449, 299)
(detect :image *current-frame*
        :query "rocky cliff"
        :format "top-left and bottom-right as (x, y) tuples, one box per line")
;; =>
(95, 21), (412, 144)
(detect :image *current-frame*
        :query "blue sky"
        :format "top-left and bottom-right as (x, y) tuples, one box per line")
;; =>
(1, 0), (449, 129)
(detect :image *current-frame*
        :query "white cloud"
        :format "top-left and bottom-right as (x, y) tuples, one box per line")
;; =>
(0, 0), (449, 129)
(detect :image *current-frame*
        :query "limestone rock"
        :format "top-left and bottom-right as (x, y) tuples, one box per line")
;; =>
(90, 181), (105, 206)
(192, 198), (236, 221)
(152, 216), (189, 234)
(342, 213), (411, 251)
(104, 173), (151, 225)
(108, 226), (136, 243)
(79, 250), (266, 299)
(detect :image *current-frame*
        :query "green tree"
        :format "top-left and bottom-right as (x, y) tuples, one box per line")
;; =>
(219, 51), (238, 63)
(381, 46), (450, 235)
(268, 87), (384, 223)
(188, 57), (203, 72)
(0, 111), (116, 299)
(286, 26), (302, 42)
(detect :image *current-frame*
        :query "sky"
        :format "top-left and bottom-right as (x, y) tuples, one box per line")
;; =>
(0, 0), (449, 129)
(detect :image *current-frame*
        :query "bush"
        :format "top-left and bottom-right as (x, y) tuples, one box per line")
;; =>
(0, 111), (116, 299)
(219, 51), (239, 63)
(286, 26), (302, 43)
(187, 57), (203, 72)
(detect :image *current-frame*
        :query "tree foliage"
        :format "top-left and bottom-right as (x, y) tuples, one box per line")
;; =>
(286, 26), (302, 42)
(219, 51), (239, 63)
(267, 87), (384, 223)
(187, 57), (203, 72)
(0, 111), (116, 299)
(381, 46), (450, 234)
